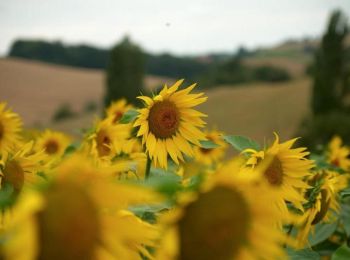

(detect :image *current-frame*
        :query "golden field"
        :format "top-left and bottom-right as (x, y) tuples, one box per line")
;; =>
(0, 57), (311, 142)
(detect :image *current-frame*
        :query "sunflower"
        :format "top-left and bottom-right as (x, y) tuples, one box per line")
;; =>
(193, 129), (227, 166)
(0, 141), (46, 195)
(155, 158), (291, 260)
(243, 133), (314, 214)
(327, 136), (350, 171)
(35, 130), (71, 159)
(83, 117), (129, 161)
(1, 155), (162, 260)
(295, 170), (348, 248)
(134, 79), (207, 169)
(105, 98), (133, 124)
(0, 102), (22, 155)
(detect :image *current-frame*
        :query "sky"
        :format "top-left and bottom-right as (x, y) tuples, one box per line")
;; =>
(0, 0), (349, 56)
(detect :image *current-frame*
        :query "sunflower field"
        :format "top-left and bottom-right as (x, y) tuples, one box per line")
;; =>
(0, 79), (350, 260)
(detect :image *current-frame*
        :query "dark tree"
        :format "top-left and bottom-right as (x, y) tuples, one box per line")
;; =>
(104, 37), (145, 106)
(311, 10), (349, 115)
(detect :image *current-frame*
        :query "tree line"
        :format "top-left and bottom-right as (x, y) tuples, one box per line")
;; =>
(8, 38), (291, 87)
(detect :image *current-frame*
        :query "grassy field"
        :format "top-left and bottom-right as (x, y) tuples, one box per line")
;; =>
(0, 57), (311, 143)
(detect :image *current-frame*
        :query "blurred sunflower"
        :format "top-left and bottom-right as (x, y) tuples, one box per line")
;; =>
(0, 102), (22, 155)
(2, 155), (161, 260)
(105, 99), (133, 124)
(134, 79), (207, 168)
(35, 130), (71, 159)
(155, 159), (291, 260)
(83, 118), (129, 160)
(193, 130), (227, 166)
(243, 133), (314, 213)
(296, 170), (348, 248)
(0, 142), (46, 195)
(327, 136), (350, 171)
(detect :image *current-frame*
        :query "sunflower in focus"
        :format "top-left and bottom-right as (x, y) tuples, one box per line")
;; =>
(83, 118), (129, 161)
(155, 159), (291, 260)
(134, 79), (207, 168)
(0, 142), (46, 195)
(2, 155), (161, 260)
(35, 130), (71, 159)
(193, 130), (227, 166)
(0, 102), (22, 155)
(327, 136), (350, 171)
(243, 133), (314, 214)
(295, 170), (348, 248)
(106, 99), (133, 124)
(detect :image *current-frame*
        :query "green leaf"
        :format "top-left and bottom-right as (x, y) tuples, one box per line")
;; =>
(286, 248), (320, 260)
(119, 109), (139, 124)
(144, 168), (182, 196)
(332, 244), (350, 260)
(308, 222), (338, 246)
(340, 199), (350, 236)
(63, 143), (79, 156)
(340, 188), (350, 198)
(129, 202), (173, 224)
(199, 140), (220, 149)
(312, 239), (340, 256)
(223, 135), (260, 152)
(0, 183), (15, 208)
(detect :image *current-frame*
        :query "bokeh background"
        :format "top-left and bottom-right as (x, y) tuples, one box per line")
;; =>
(1, 0), (350, 148)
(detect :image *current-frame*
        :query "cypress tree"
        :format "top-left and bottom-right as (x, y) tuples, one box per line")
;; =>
(311, 10), (349, 115)
(104, 37), (145, 107)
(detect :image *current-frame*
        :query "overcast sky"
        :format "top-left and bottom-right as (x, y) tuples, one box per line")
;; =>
(0, 0), (349, 56)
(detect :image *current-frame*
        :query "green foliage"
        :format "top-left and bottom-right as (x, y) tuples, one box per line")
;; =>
(199, 140), (220, 149)
(200, 57), (291, 87)
(332, 244), (350, 260)
(8, 39), (291, 88)
(119, 109), (140, 124)
(311, 10), (350, 115)
(308, 222), (338, 247)
(145, 168), (183, 197)
(297, 112), (350, 150)
(252, 65), (291, 82)
(340, 198), (350, 236)
(9, 39), (109, 69)
(223, 135), (261, 152)
(8, 39), (214, 81)
(0, 183), (15, 209)
(286, 248), (321, 260)
(104, 37), (145, 106)
(145, 53), (211, 80)
(51, 103), (76, 122)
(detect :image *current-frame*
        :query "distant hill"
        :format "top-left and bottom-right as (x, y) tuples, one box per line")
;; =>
(8, 38), (320, 82)
(0, 58), (173, 127)
(0, 57), (310, 142)
(8, 39), (212, 80)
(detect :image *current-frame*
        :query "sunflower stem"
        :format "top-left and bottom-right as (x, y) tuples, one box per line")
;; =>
(145, 156), (152, 179)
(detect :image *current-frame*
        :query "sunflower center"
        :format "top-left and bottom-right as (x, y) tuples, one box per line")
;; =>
(113, 111), (124, 123)
(148, 101), (180, 139)
(96, 129), (111, 157)
(312, 189), (331, 225)
(2, 160), (24, 194)
(44, 140), (59, 155)
(179, 186), (250, 260)
(331, 158), (340, 167)
(37, 182), (100, 260)
(0, 121), (4, 140)
(264, 157), (284, 186)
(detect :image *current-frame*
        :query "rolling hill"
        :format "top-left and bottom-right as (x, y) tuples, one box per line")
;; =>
(0, 57), (311, 143)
